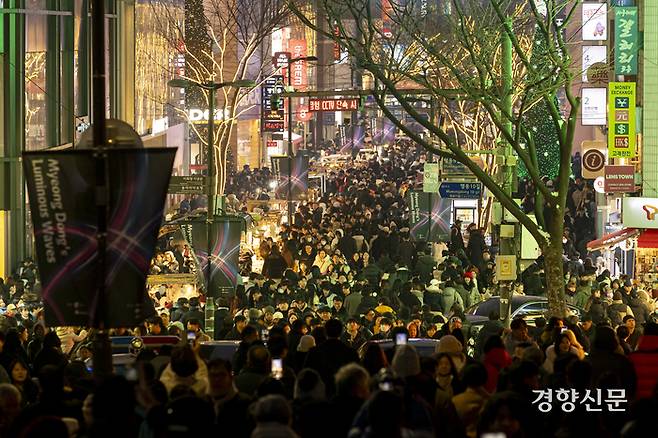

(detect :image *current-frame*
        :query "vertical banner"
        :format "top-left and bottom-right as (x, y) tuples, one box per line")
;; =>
(289, 40), (308, 90)
(582, 3), (607, 41)
(23, 149), (175, 327)
(340, 125), (366, 155)
(614, 7), (638, 75)
(608, 82), (636, 158)
(382, 0), (394, 38)
(272, 155), (309, 200)
(408, 191), (451, 242)
(190, 219), (241, 296)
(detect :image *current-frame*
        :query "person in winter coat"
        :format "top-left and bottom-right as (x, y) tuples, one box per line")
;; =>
(482, 336), (512, 393)
(466, 228), (486, 270)
(462, 272), (480, 309)
(584, 287), (608, 325)
(627, 291), (652, 326)
(452, 363), (490, 438)
(586, 326), (637, 398)
(608, 291), (634, 327)
(629, 322), (658, 399)
(573, 281), (591, 309)
(262, 245), (289, 279)
(440, 279), (464, 316)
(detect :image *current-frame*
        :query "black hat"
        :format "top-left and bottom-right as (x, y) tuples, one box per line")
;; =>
(318, 305), (331, 313)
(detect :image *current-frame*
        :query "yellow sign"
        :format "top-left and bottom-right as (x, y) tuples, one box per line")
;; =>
(608, 82), (636, 158)
(496, 255), (517, 281)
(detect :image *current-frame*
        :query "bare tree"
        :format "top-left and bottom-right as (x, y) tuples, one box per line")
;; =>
(292, 0), (582, 316)
(142, 0), (290, 195)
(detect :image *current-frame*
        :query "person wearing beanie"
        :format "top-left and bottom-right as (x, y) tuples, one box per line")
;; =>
(436, 335), (467, 372)
(391, 345), (421, 379)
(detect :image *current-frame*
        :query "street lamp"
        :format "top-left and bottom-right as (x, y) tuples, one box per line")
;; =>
(167, 78), (255, 218)
(167, 77), (254, 299)
(286, 56), (317, 226)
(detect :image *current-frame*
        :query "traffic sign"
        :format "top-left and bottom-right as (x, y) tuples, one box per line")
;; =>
(438, 182), (482, 199)
(169, 175), (206, 194)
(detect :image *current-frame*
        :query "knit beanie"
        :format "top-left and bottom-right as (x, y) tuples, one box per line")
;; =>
(435, 335), (463, 355)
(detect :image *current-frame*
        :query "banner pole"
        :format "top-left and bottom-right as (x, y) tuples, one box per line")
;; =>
(91, 0), (111, 380)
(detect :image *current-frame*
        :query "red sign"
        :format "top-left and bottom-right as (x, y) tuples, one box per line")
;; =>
(297, 105), (312, 122)
(267, 141), (278, 148)
(289, 40), (307, 89)
(333, 25), (341, 61)
(309, 98), (360, 112)
(604, 165), (635, 193)
(263, 120), (284, 132)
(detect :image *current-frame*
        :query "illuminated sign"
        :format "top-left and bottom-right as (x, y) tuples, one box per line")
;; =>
(187, 108), (231, 122)
(309, 98), (360, 112)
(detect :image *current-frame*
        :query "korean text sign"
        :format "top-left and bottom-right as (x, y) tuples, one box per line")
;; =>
(614, 7), (638, 75)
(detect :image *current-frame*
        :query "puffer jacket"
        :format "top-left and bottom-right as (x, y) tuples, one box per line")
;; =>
(440, 287), (464, 314)
(629, 334), (658, 399)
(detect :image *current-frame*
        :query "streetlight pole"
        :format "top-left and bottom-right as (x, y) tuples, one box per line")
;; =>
(168, 78), (254, 298)
(285, 56), (317, 227)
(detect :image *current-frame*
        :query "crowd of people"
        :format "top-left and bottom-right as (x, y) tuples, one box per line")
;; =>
(1, 144), (658, 437)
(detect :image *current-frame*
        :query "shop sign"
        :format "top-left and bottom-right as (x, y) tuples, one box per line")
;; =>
(614, 7), (638, 75)
(582, 3), (607, 41)
(297, 105), (312, 122)
(604, 165), (635, 193)
(582, 46), (607, 82)
(581, 141), (607, 179)
(266, 141), (278, 148)
(608, 82), (636, 159)
(273, 52), (290, 69)
(289, 40), (308, 89)
(187, 108), (230, 122)
(623, 197), (658, 229)
(309, 98), (360, 112)
(263, 120), (284, 132)
(581, 88), (607, 125)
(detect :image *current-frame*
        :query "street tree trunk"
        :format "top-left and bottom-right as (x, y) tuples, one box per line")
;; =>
(543, 239), (567, 318)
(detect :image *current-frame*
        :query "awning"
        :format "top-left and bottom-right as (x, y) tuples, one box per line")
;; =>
(637, 229), (658, 248)
(587, 228), (639, 251)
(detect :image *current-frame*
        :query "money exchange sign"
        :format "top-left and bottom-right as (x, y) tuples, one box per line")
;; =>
(608, 82), (636, 159)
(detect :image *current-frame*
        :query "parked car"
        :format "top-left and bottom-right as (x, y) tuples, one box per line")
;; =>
(464, 295), (584, 356)
(199, 340), (241, 362)
(361, 338), (440, 359)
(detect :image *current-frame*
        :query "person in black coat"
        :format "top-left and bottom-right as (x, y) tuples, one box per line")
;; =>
(303, 319), (359, 397)
(182, 297), (205, 330)
(466, 227), (486, 269)
(262, 245), (288, 280)
(586, 326), (637, 398)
